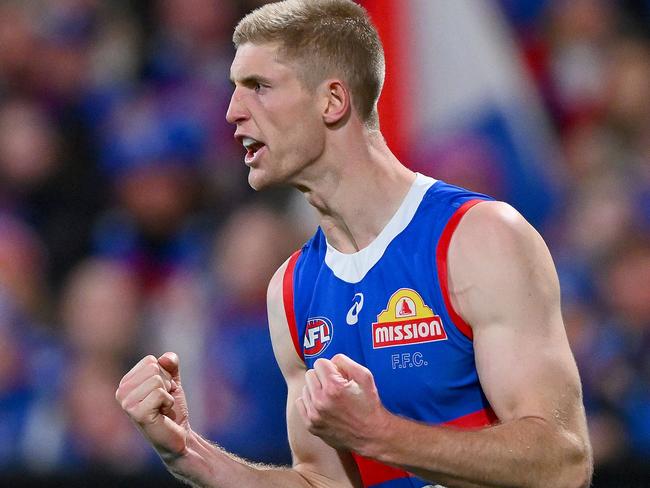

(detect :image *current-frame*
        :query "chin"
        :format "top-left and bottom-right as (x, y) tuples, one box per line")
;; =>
(247, 168), (277, 191)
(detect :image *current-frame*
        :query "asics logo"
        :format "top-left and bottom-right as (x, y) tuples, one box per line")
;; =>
(346, 293), (364, 325)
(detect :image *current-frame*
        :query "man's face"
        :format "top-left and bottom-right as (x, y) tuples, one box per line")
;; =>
(227, 43), (325, 190)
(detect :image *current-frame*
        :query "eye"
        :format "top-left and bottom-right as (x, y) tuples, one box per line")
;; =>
(254, 82), (270, 94)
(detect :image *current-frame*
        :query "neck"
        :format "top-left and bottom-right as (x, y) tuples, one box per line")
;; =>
(291, 129), (416, 254)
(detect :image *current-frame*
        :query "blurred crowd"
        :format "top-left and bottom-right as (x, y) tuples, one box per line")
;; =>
(505, 0), (650, 468)
(0, 0), (648, 480)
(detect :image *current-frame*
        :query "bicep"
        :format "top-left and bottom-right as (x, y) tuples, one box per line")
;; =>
(449, 202), (588, 435)
(474, 310), (583, 430)
(267, 261), (362, 488)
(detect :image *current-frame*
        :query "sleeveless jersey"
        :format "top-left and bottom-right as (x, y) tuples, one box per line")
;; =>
(282, 174), (498, 488)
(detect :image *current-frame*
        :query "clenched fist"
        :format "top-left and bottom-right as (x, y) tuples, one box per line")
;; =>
(296, 353), (392, 457)
(115, 352), (190, 462)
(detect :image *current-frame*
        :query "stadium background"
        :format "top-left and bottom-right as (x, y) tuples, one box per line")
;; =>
(0, 0), (648, 486)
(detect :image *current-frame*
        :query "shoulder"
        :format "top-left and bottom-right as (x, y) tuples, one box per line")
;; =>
(267, 251), (300, 336)
(447, 201), (560, 328)
(451, 200), (544, 262)
(267, 253), (293, 306)
(267, 253), (306, 378)
(417, 180), (495, 236)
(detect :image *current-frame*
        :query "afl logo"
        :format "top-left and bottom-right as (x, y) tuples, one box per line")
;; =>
(303, 317), (333, 357)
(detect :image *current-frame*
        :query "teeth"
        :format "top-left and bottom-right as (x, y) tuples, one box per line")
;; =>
(242, 137), (259, 150)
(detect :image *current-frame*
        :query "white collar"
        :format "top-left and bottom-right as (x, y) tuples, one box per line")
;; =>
(324, 173), (437, 283)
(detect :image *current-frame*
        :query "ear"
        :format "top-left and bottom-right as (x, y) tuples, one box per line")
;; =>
(321, 80), (351, 125)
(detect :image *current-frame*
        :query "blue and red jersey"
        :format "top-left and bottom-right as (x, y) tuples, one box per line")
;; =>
(282, 174), (498, 488)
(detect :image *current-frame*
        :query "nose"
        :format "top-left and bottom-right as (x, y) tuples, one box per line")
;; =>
(226, 87), (249, 125)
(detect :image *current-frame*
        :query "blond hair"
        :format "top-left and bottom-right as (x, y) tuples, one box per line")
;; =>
(233, 0), (385, 130)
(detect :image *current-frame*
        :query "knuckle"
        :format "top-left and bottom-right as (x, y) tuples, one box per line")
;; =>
(159, 367), (172, 380)
(312, 395), (330, 412)
(147, 362), (160, 376)
(150, 375), (165, 389)
(333, 353), (348, 365)
(311, 396), (323, 411)
(123, 400), (134, 414)
(324, 384), (341, 399)
(307, 409), (322, 424)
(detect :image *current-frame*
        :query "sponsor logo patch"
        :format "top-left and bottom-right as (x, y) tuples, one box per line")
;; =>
(372, 288), (447, 349)
(303, 317), (333, 357)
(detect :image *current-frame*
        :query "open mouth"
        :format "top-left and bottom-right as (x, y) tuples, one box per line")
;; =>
(242, 137), (266, 165)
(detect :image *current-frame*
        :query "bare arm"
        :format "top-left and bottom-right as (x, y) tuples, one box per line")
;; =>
(115, 259), (361, 488)
(267, 259), (363, 488)
(298, 202), (592, 488)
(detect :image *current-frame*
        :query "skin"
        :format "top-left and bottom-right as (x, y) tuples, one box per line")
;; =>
(116, 41), (593, 488)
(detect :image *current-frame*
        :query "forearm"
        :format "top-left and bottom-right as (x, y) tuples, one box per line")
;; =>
(363, 415), (591, 488)
(164, 430), (336, 488)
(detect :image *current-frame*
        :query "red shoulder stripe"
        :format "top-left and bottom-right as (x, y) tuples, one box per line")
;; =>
(282, 250), (304, 361)
(436, 199), (485, 341)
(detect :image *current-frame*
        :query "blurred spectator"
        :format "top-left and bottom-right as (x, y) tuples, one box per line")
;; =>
(604, 37), (650, 139)
(0, 214), (49, 319)
(0, 96), (106, 289)
(0, 2), (38, 93)
(61, 355), (152, 472)
(212, 203), (300, 307)
(201, 203), (301, 465)
(0, 99), (59, 193)
(93, 91), (214, 292)
(545, 0), (619, 127)
(60, 258), (143, 362)
(30, 0), (98, 103)
(0, 288), (64, 472)
(0, 215), (60, 472)
(52, 258), (152, 472)
(146, 0), (237, 84)
(567, 236), (650, 464)
(0, 221), (63, 471)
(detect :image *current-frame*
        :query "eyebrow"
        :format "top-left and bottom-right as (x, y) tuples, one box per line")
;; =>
(230, 74), (273, 87)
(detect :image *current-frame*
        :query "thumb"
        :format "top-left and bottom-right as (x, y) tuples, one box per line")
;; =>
(158, 352), (181, 382)
(331, 354), (372, 387)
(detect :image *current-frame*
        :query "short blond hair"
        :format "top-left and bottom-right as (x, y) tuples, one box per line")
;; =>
(233, 0), (385, 130)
